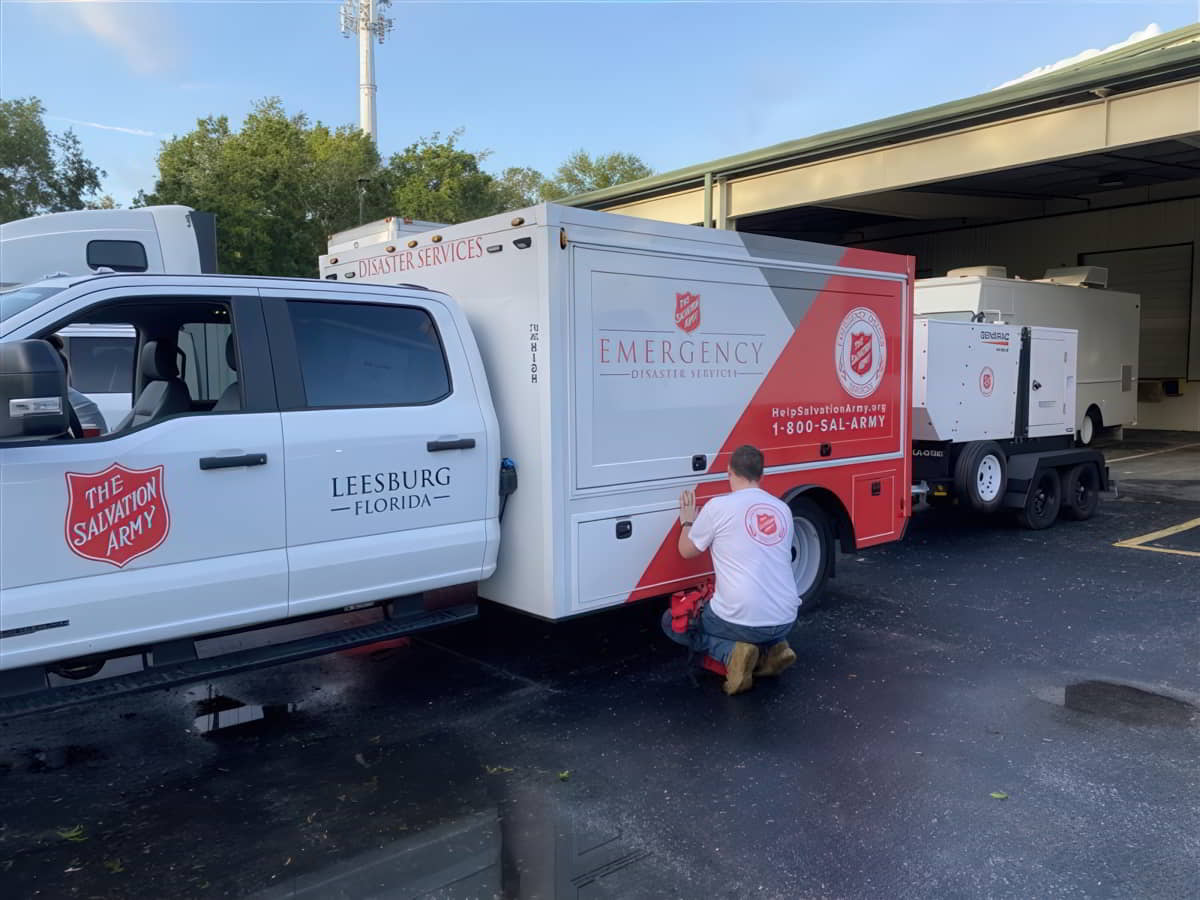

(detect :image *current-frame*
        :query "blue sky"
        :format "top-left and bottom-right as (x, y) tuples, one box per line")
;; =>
(1, 0), (1196, 204)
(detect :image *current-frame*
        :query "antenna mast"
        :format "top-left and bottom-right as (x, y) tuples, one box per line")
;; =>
(340, 0), (393, 141)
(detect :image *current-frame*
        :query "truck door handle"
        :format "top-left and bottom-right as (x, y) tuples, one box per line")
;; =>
(427, 438), (476, 452)
(199, 453), (268, 470)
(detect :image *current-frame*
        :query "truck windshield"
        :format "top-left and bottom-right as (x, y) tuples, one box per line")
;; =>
(0, 285), (66, 323)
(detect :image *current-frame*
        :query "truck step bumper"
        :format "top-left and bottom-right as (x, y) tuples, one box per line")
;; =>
(0, 604), (476, 720)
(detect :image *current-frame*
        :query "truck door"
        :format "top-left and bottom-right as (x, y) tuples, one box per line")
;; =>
(0, 288), (287, 672)
(258, 289), (490, 616)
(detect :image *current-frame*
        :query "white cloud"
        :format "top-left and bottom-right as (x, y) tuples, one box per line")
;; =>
(55, 0), (181, 75)
(995, 23), (1162, 90)
(47, 114), (156, 138)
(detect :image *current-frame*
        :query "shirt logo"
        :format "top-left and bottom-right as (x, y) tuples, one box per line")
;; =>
(745, 504), (786, 546)
(65, 463), (170, 568)
(835, 307), (887, 399)
(674, 291), (701, 334)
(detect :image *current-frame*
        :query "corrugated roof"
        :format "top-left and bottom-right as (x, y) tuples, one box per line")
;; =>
(565, 22), (1200, 210)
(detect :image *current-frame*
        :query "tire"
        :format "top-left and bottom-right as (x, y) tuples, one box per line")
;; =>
(1078, 407), (1101, 446)
(1060, 463), (1101, 521)
(790, 497), (832, 615)
(1017, 468), (1062, 530)
(954, 441), (1008, 514)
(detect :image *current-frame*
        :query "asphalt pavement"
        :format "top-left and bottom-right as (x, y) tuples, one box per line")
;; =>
(1, 432), (1197, 899)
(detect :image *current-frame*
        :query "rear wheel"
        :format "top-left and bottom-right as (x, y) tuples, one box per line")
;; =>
(790, 497), (832, 614)
(955, 441), (1008, 513)
(1017, 469), (1062, 530)
(1060, 463), (1101, 521)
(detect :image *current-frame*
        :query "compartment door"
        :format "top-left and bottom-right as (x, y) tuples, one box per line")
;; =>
(1028, 333), (1072, 436)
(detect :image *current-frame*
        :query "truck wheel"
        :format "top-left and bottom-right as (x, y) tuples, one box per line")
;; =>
(791, 497), (832, 615)
(1017, 469), (1062, 530)
(1060, 463), (1100, 521)
(955, 441), (1007, 513)
(1078, 407), (1101, 446)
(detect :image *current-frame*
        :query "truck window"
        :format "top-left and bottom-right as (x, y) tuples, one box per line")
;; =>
(286, 300), (451, 408)
(64, 336), (135, 394)
(86, 240), (148, 273)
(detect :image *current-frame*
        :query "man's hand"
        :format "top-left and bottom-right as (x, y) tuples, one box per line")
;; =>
(679, 489), (697, 526)
(678, 489), (701, 559)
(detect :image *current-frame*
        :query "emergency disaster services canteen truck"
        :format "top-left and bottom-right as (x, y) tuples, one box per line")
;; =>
(0, 205), (913, 708)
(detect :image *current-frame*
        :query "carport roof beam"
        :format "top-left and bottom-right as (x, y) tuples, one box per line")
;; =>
(565, 24), (1200, 211)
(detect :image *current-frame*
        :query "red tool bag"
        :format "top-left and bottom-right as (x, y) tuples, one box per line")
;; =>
(668, 581), (727, 677)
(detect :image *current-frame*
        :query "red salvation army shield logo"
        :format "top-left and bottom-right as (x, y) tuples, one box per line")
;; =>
(65, 463), (170, 568)
(850, 332), (873, 376)
(980, 367), (995, 396)
(745, 504), (786, 547)
(835, 307), (887, 399)
(674, 292), (701, 333)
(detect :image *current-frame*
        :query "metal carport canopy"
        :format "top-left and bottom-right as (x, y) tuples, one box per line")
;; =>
(562, 24), (1200, 229)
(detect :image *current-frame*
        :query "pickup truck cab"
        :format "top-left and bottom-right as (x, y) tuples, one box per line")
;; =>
(0, 273), (499, 681)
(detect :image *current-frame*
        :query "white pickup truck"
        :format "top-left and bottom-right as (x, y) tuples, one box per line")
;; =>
(0, 205), (913, 713)
(0, 273), (501, 703)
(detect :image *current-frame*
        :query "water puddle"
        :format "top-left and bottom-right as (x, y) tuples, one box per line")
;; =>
(193, 695), (298, 737)
(1043, 680), (1197, 727)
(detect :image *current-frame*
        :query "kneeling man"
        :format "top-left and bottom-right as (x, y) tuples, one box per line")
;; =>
(664, 444), (799, 695)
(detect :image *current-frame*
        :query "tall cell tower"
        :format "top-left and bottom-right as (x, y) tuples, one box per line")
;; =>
(340, 0), (393, 141)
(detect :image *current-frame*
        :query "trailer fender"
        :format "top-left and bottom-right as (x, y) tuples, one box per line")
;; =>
(1001, 448), (1108, 509)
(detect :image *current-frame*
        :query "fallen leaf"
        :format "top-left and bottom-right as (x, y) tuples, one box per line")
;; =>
(56, 825), (87, 843)
(484, 765), (513, 775)
(990, 791), (1009, 800)
(104, 859), (125, 874)
(558, 770), (571, 782)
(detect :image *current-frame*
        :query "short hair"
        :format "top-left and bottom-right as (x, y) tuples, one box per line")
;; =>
(729, 445), (764, 482)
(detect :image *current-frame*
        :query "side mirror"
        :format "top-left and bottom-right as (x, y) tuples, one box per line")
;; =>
(0, 340), (69, 439)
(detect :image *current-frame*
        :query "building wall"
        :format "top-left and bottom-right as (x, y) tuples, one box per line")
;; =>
(858, 197), (1200, 430)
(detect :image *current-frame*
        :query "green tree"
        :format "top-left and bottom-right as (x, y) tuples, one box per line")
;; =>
(495, 166), (548, 210)
(141, 98), (385, 276)
(540, 150), (652, 200)
(380, 130), (510, 224)
(0, 97), (105, 222)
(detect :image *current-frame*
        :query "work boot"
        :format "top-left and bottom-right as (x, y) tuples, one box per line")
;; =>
(723, 642), (759, 695)
(755, 641), (797, 677)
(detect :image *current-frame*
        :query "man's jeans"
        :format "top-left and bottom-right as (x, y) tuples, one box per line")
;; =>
(661, 604), (795, 665)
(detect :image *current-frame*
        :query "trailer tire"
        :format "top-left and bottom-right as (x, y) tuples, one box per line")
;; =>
(1060, 463), (1101, 521)
(790, 497), (832, 615)
(955, 441), (1008, 513)
(1017, 469), (1062, 530)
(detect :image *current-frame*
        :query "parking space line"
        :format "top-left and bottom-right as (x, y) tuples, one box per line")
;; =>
(1107, 442), (1200, 463)
(1114, 516), (1200, 558)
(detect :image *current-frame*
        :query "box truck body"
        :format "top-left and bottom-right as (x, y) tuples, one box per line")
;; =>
(913, 275), (1138, 443)
(321, 204), (915, 619)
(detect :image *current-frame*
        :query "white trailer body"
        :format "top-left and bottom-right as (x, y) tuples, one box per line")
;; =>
(322, 204), (914, 621)
(914, 275), (1138, 443)
(0, 206), (216, 286)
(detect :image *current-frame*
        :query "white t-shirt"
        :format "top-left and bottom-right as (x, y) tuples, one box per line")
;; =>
(688, 487), (799, 627)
